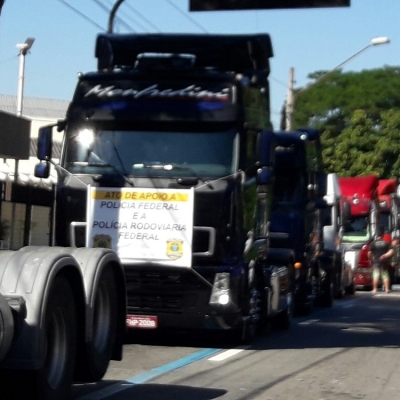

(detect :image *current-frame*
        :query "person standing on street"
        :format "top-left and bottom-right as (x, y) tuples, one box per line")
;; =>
(368, 226), (394, 294)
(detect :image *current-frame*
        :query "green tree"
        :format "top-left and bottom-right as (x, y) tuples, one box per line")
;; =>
(293, 66), (400, 177)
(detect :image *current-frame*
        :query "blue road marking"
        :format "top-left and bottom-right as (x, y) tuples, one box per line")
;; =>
(77, 347), (222, 400)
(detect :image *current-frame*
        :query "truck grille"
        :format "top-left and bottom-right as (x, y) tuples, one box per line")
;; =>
(125, 269), (203, 314)
(128, 294), (183, 312)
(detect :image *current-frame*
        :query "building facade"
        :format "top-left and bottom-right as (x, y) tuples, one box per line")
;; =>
(0, 94), (69, 249)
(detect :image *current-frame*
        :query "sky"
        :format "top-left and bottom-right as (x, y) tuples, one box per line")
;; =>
(0, 0), (398, 129)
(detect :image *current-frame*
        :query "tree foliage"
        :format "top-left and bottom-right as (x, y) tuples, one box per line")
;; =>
(293, 66), (400, 177)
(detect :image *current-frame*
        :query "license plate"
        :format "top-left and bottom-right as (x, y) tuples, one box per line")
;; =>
(126, 315), (158, 329)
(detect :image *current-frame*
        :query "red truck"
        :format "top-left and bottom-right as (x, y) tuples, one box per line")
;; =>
(377, 179), (399, 284)
(377, 179), (397, 240)
(339, 175), (379, 290)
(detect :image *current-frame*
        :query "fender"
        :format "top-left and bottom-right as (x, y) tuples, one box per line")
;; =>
(0, 246), (83, 369)
(0, 246), (126, 369)
(22, 246), (126, 361)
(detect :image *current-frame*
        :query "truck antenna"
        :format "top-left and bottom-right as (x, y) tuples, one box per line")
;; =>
(108, 0), (125, 33)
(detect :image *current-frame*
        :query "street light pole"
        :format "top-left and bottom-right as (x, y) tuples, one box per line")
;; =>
(16, 37), (35, 117)
(10, 37), (34, 249)
(284, 36), (390, 131)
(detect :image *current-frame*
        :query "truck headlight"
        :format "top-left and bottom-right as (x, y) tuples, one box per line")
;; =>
(209, 273), (231, 305)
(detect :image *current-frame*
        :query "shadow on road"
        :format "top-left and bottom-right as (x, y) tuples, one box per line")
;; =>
(122, 291), (400, 351)
(74, 382), (226, 400)
(253, 291), (400, 350)
(124, 326), (250, 349)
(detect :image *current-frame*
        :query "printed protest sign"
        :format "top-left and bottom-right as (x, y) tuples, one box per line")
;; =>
(86, 187), (194, 267)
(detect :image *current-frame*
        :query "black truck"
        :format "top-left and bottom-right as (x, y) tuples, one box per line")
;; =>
(266, 129), (340, 313)
(35, 33), (299, 342)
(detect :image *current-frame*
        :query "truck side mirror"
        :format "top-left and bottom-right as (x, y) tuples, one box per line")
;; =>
(37, 125), (54, 161)
(256, 166), (274, 185)
(323, 225), (337, 252)
(34, 162), (50, 179)
(342, 202), (351, 222)
(256, 130), (275, 167)
(315, 171), (327, 197)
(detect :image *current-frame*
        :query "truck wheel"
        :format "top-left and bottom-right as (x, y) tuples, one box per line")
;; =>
(272, 290), (293, 330)
(334, 269), (344, 299)
(320, 277), (334, 308)
(0, 294), (14, 363)
(345, 280), (356, 295)
(33, 275), (77, 400)
(75, 267), (117, 382)
(235, 287), (260, 345)
(0, 276), (77, 400)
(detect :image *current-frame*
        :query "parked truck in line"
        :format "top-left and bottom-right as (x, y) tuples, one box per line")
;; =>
(377, 179), (397, 241)
(378, 178), (400, 284)
(266, 132), (347, 313)
(34, 32), (298, 342)
(323, 173), (356, 296)
(339, 175), (379, 290)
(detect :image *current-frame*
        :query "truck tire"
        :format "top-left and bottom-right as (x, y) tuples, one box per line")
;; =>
(272, 290), (293, 330)
(320, 276), (334, 308)
(345, 280), (356, 295)
(0, 294), (14, 363)
(75, 267), (117, 382)
(232, 287), (261, 345)
(0, 276), (77, 400)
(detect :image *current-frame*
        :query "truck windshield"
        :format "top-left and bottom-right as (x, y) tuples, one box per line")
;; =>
(63, 128), (238, 178)
(342, 216), (371, 242)
(271, 168), (305, 209)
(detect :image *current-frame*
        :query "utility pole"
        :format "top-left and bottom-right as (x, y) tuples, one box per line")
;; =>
(16, 37), (35, 117)
(285, 67), (295, 131)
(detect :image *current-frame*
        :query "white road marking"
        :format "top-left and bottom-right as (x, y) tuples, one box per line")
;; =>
(298, 319), (320, 325)
(208, 346), (250, 362)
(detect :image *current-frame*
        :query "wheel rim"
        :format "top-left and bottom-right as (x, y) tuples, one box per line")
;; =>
(45, 307), (68, 389)
(92, 282), (112, 352)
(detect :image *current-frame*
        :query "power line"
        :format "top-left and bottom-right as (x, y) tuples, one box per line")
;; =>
(270, 76), (287, 88)
(122, 2), (162, 32)
(164, 0), (208, 33)
(104, 0), (151, 32)
(56, 0), (105, 31)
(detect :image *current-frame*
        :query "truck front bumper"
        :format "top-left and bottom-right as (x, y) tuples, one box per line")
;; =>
(124, 265), (245, 332)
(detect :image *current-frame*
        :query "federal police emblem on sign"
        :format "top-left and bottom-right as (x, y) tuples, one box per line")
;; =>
(92, 234), (112, 249)
(166, 239), (183, 260)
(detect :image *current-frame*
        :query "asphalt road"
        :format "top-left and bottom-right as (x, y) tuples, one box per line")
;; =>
(73, 286), (400, 400)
